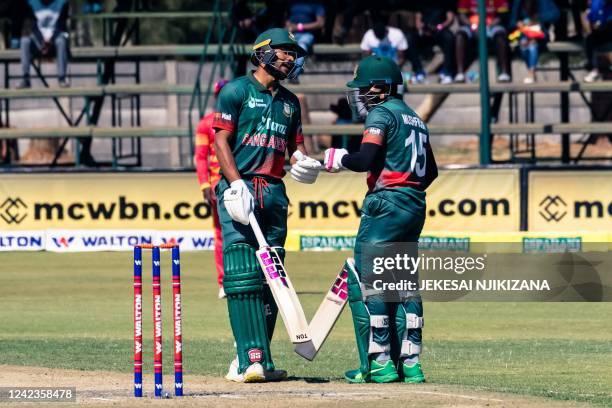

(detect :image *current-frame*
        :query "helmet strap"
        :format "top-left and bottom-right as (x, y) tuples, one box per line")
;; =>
(252, 45), (300, 81)
(363, 86), (391, 109)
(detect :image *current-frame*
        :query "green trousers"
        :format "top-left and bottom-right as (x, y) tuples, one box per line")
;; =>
(354, 189), (426, 362)
(216, 176), (289, 248)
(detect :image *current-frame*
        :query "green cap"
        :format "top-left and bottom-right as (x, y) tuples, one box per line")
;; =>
(253, 28), (307, 56)
(347, 55), (404, 88)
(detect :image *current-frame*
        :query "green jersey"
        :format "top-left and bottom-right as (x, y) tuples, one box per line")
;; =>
(362, 97), (437, 194)
(213, 71), (303, 179)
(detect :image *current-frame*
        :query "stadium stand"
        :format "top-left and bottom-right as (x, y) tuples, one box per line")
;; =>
(1, 2), (610, 169)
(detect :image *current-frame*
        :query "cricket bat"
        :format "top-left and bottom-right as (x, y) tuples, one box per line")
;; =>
(294, 259), (352, 360)
(249, 213), (312, 347)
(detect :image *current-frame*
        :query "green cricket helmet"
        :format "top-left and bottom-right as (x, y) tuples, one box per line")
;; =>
(251, 28), (307, 80)
(346, 55), (404, 120)
(347, 55), (404, 89)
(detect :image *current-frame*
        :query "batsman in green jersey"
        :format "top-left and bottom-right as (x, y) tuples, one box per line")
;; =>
(324, 55), (438, 383)
(213, 28), (321, 383)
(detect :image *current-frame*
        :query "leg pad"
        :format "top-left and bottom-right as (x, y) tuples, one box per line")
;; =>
(223, 244), (273, 373)
(395, 298), (424, 360)
(347, 260), (371, 374)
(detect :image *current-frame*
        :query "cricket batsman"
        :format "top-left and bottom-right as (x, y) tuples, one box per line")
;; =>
(195, 79), (229, 299)
(324, 55), (438, 383)
(212, 28), (321, 382)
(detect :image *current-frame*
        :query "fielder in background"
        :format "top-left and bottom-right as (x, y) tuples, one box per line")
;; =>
(324, 55), (438, 383)
(213, 28), (321, 383)
(194, 79), (229, 299)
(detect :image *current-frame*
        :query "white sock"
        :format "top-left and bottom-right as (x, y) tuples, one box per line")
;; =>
(403, 355), (420, 366)
(374, 352), (390, 363)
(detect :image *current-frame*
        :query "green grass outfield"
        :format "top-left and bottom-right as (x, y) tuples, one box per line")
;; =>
(0, 251), (610, 406)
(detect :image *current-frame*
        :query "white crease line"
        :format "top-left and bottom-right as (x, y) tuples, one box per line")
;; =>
(410, 390), (504, 402)
(194, 390), (504, 402)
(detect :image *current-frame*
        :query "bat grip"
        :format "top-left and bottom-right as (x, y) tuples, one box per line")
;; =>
(249, 212), (269, 248)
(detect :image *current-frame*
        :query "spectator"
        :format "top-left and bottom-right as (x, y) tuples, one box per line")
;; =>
(18, 0), (70, 89)
(321, 1), (340, 43)
(569, 0), (588, 39)
(407, 1), (456, 84)
(1, 0), (29, 49)
(286, 0), (325, 82)
(75, 1), (104, 47)
(333, 0), (377, 45)
(583, 0), (612, 82)
(233, 0), (259, 43)
(360, 18), (408, 67)
(455, 0), (512, 82)
(232, 0), (290, 75)
(233, 0), (289, 39)
(509, 0), (559, 83)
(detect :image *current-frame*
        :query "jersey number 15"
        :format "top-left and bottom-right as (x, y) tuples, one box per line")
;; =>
(405, 130), (428, 177)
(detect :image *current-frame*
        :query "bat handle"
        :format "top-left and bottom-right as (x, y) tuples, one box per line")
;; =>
(249, 212), (268, 248)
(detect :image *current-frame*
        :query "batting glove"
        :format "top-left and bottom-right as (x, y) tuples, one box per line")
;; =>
(290, 150), (322, 184)
(223, 179), (254, 225)
(324, 148), (348, 173)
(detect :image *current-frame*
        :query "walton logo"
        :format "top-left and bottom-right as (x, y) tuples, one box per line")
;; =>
(539, 195), (567, 222)
(52, 237), (75, 248)
(0, 197), (28, 225)
(162, 237), (184, 245)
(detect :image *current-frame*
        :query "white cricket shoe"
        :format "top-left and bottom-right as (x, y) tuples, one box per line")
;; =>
(225, 357), (243, 382)
(225, 358), (265, 383)
(225, 357), (287, 382)
(243, 363), (265, 383)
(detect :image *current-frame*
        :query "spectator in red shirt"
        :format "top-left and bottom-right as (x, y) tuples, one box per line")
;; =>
(194, 79), (229, 299)
(509, 0), (558, 83)
(455, 0), (512, 82)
